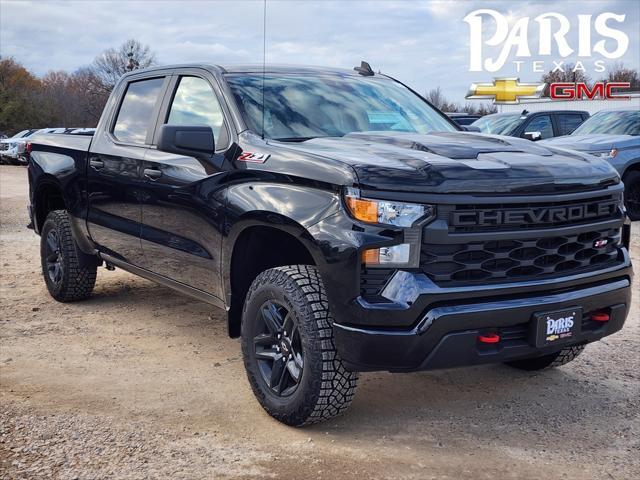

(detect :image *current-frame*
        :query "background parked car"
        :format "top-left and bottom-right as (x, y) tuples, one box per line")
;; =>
(540, 108), (640, 220)
(0, 129), (38, 164)
(445, 112), (481, 126)
(472, 110), (589, 141)
(0, 128), (70, 165)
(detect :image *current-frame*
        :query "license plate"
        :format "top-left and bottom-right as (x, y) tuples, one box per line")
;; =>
(532, 308), (582, 347)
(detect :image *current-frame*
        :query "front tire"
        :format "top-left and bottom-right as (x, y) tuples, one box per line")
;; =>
(622, 170), (640, 221)
(505, 344), (585, 371)
(241, 265), (358, 426)
(40, 210), (97, 302)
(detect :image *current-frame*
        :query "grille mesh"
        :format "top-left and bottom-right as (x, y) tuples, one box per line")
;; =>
(421, 228), (621, 286)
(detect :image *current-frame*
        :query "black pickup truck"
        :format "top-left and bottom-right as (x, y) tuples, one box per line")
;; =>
(27, 63), (633, 426)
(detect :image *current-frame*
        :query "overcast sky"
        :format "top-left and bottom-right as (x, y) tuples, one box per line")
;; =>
(1, 0), (639, 103)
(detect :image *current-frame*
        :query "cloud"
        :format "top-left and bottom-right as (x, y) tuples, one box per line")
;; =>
(0, 0), (638, 104)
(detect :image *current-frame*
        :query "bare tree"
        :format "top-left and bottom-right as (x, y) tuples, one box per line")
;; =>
(540, 64), (592, 97)
(425, 87), (446, 109)
(91, 39), (157, 93)
(602, 62), (640, 91)
(425, 87), (496, 115)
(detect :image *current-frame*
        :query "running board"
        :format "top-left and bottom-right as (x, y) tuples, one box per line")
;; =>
(99, 253), (227, 310)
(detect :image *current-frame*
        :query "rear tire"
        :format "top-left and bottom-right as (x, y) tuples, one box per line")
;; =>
(40, 210), (97, 302)
(622, 170), (640, 221)
(241, 265), (358, 426)
(505, 344), (585, 371)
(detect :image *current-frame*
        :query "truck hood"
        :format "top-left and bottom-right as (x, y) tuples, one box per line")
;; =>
(540, 134), (639, 152)
(275, 131), (618, 194)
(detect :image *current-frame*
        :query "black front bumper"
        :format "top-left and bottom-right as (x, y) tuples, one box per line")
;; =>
(334, 275), (631, 372)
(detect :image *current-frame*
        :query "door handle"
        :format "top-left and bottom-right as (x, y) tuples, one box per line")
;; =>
(143, 168), (162, 179)
(89, 158), (104, 170)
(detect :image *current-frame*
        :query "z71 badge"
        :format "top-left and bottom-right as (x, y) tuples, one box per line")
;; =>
(236, 152), (270, 163)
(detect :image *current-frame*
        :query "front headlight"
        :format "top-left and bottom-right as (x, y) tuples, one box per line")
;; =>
(594, 148), (618, 159)
(344, 188), (435, 227)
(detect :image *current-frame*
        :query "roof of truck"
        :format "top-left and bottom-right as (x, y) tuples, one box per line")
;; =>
(123, 63), (376, 78)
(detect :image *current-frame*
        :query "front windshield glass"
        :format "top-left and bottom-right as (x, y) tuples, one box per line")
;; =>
(10, 130), (30, 138)
(225, 73), (456, 140)
(572, 110), (639, 136)
(471, 114), (522, 135)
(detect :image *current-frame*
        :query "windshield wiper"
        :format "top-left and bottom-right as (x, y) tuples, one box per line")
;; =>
(274, 136), (324, 142)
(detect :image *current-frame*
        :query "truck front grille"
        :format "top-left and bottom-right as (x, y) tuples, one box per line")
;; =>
(420, 227), (621, 286)
(445, 192), (622, 233)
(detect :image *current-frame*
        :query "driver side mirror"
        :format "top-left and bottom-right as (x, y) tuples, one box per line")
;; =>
(523, 131), (542, 141)
(461, 125), (481, 132)
(157, 125), (215, 159)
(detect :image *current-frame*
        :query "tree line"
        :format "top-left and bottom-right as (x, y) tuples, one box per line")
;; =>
(2, 40), (638, 136)
(0, 40), (156, 136)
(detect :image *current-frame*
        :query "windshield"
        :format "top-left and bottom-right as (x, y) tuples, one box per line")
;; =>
(10, 130), (30, 139)
(472, 114), (522, 135)
(572, 110), (639, 136)
(225, 73), (456, 141)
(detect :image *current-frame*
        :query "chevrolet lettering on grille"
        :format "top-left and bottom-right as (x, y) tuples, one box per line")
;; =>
(451, 200), (619, 227)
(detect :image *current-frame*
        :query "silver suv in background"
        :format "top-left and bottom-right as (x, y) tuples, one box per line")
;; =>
(541, 109), (640, 220)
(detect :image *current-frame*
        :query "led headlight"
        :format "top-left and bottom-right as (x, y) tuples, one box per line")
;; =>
(344, 188), (435, 227)
(594, 148), (618, 159)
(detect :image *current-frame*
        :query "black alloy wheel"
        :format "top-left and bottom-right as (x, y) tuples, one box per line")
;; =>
(253, 300), (304, 397)
(44, 229), (63, 286)
(241, 265), (358, 426)
(40, 210), (97, 302)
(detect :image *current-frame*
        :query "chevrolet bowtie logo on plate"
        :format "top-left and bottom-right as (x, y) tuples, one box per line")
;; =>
(466, 78), (546, 104)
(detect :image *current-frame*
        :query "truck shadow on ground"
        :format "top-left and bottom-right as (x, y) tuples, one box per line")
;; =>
(80, 274), (631, 448)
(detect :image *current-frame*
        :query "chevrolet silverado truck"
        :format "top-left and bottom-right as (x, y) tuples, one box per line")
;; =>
(27, 63), (633, 426)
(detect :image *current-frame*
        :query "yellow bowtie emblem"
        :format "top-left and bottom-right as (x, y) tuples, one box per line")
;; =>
(466, 78), (546, 104)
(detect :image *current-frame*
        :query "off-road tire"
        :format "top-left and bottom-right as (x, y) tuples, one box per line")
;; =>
(622, 170), (640, 221)
(241, 265), (358, 426)
(505, 344), (585, 371)
(40, 210), (97, 302)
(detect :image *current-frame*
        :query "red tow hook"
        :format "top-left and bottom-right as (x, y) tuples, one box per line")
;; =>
(478, 333), (500, 344)
(591, 311), (610, 322)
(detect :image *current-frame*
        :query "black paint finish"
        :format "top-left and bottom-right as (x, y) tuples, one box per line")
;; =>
(26, 64), (632, 373)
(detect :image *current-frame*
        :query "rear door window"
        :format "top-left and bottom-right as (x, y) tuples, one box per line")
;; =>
(113, 77), (165, 144)
(556, 114), (585, 136)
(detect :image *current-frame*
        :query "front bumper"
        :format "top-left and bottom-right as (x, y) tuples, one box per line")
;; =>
(334, 274), (632, 372)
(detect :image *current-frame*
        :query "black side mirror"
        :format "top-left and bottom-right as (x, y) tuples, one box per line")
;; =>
(462, 125), (481, 132)
(157, 125), (215, 158)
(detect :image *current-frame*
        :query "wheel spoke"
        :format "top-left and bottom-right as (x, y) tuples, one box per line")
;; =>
(286, 358), (301, 382)
(270, 355), (287, 393)
(292, 351), (304, 369)
(261, 303), (283, 334)
(46, 232), (58, 253)
(254, 333), (276, 347)
(255, 348), (279, 362)
(53, 264), (62, 282)
(289, 321), (298, 339)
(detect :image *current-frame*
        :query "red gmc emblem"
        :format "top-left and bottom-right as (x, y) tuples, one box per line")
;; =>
(593, 238), (609, 248)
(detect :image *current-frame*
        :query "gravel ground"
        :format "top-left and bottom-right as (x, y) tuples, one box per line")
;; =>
(1, 165), (639, 479)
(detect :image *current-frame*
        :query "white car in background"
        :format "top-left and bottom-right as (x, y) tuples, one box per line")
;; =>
(0, 129), (38, 164)
(0, 128), (68, 164)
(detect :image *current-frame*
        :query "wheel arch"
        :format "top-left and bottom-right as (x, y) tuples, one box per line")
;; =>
(223, 214), (324, 338)
(33, 177), (67, 234)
